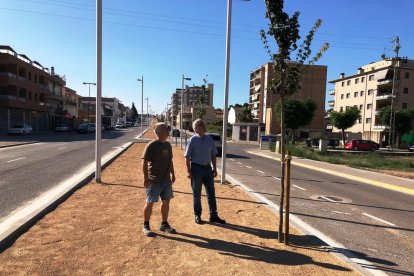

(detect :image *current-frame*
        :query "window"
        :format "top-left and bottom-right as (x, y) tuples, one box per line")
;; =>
(359, 104), (363, 110)
(340, 107), (343, 112)
(354, 92), (358, 97)
(369, 75), (374, 81)
(341, 82), (345, 87)
(28, 72), (31, 81)
(368, 89), (374, 96)
(28, 91), (32, 100)
(405, 72), (410, 79)
(347, 80), (351, 86)
(358, 118), (362, 124)
(402, 103), (408, 109)
(34, 93), (37, 101)
(346, 93), (350, 98)
(34, 75), (37, 83)
(404, 87), (408, 94)
(367, 104), (372, 110)
(341, 94), (344, 99)
(361, 77), (365, 82)
(366, 118), (372, 124)
(355, 78), (359, 84)
(360, 91), (364, 97)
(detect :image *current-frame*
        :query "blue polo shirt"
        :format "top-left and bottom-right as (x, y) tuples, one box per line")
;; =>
(184, 134), (218, 165)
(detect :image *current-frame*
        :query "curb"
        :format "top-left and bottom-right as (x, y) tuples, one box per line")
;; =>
(221, 171), (387, 276)
(0, 141), (40, 149)
(246, 150), (414, 197)
(0, 142), (134, 251)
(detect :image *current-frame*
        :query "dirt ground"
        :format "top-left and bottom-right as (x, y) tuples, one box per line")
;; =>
(0, 128), (358, 275)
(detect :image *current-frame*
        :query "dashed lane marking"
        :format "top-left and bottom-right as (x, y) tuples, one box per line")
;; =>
(257, 170), (265, 174)
(58, 147), (67, 150)
(292, 184), (306, 191)
(6, 157), (26, 163)
(237, 162), (242, 165)
(272, 176), (281, 180)
(245, 165), (252, 169)
(320, 196), (337, 203)
(362, 213), (396, 227)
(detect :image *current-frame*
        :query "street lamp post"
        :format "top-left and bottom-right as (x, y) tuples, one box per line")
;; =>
(181, 74), (191, 149)
(95, 0), (102, 183)
(137, 76), (144, 138)
(145, 97), (149, 121)
(221, 0), (250, 184)
(83, 82), (96, 123)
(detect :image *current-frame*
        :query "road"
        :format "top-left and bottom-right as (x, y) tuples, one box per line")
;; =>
(0, 126), (146, 221)
(219, 142), (414, 276)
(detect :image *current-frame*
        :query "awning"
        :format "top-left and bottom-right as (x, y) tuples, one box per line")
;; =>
(375, 69), (389, 80)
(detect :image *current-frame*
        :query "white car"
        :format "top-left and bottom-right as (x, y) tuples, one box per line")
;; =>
(55, 124), (68, 132)
(409, 144), (414, 152)
(8, 124), (33, 135)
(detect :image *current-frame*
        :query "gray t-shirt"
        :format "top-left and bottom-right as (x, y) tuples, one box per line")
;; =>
(142, 140), (172, 183)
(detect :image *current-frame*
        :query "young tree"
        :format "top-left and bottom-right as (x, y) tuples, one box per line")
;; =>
(196, 85), (207, 119)
(260, 0), (329, 242)
(378, 106), (414, 147)
(238, 103), (254, 123)
(330, 107), (361, 148)
(274, 98), (317, 142)
(131, 102), (138, 120)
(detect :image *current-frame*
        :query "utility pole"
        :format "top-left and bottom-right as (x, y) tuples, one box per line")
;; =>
(181, 75), (191, 149)
(83, 82), (96, 123)
(388, 36), (400, 150)
(137, 76), (144, 138)
(145, 97), (149, 122)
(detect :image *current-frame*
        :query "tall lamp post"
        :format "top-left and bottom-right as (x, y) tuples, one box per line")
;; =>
(221, 0), (250, 184)
(181, 74), (191, 149)
(145, 97), (149, 121)
(137, 76), (144, 138)
(83, 82), (96, 123)
(95, 0), (102, 182)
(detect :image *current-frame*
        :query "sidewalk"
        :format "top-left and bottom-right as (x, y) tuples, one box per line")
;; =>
(0, 129), (356, 275)
(248, 148), (414, 196)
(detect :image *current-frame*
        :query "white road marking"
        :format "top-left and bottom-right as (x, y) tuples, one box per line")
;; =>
(6, 157), (26, 163)
(292, 184), (306, 191)
(257, 170), (265, 174)
(237, 162), (242, 165)
(320, 196), (337, 203)
(362, 213), (396, 227)
(58, 147), (67, 150)
(273, 176), (281, 180)
(229, 159), (234, 161)
(332, 210), (351, 215)
(245, 165), (252, 169)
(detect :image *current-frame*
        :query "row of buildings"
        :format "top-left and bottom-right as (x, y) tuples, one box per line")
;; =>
(247, 57), (414, 145)
(0, 45), (131, 134)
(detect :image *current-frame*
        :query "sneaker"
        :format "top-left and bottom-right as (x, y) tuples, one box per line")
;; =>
(143, 225), (156, 237)
(159, 222), (176, 234)
(209, 215), (226, 224)
(195, 215), (203, 225)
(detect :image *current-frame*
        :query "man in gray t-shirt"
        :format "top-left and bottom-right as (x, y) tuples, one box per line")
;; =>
(142, 123), (176, 237)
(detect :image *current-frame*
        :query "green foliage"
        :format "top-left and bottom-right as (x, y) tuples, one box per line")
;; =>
(274, 98), (317, 130)
(237, 103), (254, 123)
(131, 102), (138, 119)
(378, 106), (414, 136)
(330, 106), (361, 130)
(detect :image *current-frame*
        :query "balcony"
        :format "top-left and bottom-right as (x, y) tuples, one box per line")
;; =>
(328, 100), (335, 107)
(326, 124), (333, 130)
(328, 89), (335, 96)
(250, 93), (260, 102)
(374, 125), (388, 130)
(375, 93), (392, 101)
(377, 79), (399, 86)
(0, 72), (17, 78)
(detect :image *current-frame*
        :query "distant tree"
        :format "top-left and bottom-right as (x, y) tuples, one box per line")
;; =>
(378, 106), (414, 147)
(274, 98), (317, 142)
(238, 103), (254, 123)
(260, 0), (329, 242)
(330, 107), (361, 148)
(196, 85), (207, 119)
(131, 102), (138, 120)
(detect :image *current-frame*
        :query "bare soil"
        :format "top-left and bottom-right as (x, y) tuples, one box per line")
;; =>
(0, 128), (358, 275)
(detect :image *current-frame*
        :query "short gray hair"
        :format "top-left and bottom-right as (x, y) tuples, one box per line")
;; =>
(192, 119), (205, 130)
(154, 122), (168, 136)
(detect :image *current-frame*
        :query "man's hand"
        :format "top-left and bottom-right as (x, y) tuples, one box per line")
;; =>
(144, 178), (151, 188)
(213, 169), (217, 177)
(187, 170), (192, 179)
(171, 174), (176, 183)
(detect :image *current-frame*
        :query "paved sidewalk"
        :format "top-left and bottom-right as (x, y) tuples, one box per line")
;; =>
(248, 148), (414, 196)
(0, 130), (356, 275)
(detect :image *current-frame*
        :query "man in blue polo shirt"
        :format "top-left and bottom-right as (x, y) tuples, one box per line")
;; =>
(185, 119), (226, 225)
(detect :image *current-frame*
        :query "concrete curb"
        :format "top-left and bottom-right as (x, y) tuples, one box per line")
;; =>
(0, 141), (134, 251)
(219, 170), (387, 276)
(0, 141), (40, 149)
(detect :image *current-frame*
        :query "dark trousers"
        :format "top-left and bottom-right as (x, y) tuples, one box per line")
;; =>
(190, 164), (217, 216)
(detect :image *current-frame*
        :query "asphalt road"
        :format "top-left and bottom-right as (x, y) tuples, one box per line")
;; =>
(0, 126), (147, 222)
(219, 142), (414, 276)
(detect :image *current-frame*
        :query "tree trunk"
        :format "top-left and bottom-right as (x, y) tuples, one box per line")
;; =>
(341, 129), (346, 149)
(279, 97), (286, 243)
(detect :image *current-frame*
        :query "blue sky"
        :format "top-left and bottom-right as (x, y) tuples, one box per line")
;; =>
(1, 0), (413, 114)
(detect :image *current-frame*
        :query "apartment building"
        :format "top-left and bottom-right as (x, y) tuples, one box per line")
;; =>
(328, 57), (414, 144)
(0, 45), (66, 134)
(249, 62), (327, 136)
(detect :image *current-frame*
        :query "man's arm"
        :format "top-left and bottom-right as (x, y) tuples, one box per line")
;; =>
(142, 160), (150, 188)
(211, 154), (217, 177)
(186, 157), (192, 179)
(170, 161), (176, 183)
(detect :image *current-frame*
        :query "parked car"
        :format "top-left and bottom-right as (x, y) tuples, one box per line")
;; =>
(88, 123), (96, 132)
(55, 124), (68, 132)
(115, 122), (125, 128)
(126, 121), (133, 127)
(345, 139), (380, 151)
(8, 124), (33, 135)
(409, 144), (414, 152)
(172, 129), (180, 137)
(206, 133), (222, 156)
(77, 123), (92, 134)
